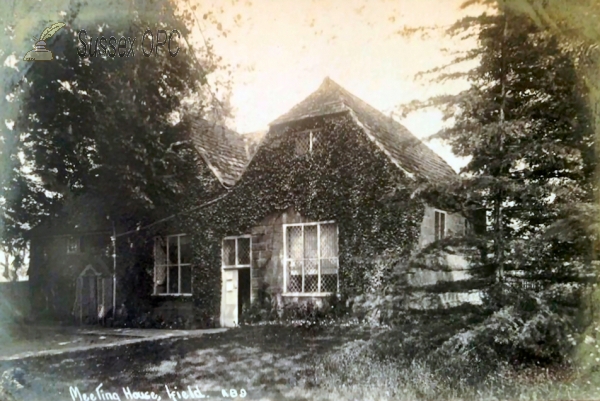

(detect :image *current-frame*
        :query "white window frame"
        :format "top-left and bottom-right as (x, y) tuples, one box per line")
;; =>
(434, 209), (447, 241)
(66, 236), (81, 254)
(221, 235), (252, 269)
(295, 128), (322, 155)
(283, 221), (339, 296)
(153, 233), (192, 296)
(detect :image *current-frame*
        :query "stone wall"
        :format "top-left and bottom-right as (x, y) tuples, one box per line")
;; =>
(249, 207), (312, 300)
(244, 205), (480, 310)
(411, 206), (482, 309)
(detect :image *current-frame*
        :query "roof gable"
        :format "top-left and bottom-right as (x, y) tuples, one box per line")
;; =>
(270, 77), (457, 182)
(190, 120), (250, 187)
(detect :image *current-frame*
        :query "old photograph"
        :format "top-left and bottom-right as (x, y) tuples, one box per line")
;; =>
(0, 0), (599, 400)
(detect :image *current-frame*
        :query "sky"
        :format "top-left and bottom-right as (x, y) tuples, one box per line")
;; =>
(0, 0), (484, 273)
(1, 0), (482, 172)
(182, 0), (483, 171)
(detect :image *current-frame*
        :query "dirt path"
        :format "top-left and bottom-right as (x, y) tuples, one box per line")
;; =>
(0, 326), (227, 361)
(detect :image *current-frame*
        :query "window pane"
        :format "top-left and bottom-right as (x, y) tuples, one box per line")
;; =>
(287, 226), (303, 260)
(223, 239), (236, 266)
(322, 274), (337, 292)
(180, 265), (192, 294)
(287, 261), (302, 292)
(311, 130), (322, 152)
(154, 237), (168, 292)
(155, 264), (167, 293)
(441, 214), (446, 238)
(156, 282), (167, 295)
(321, 258), (338, 274)
(168, 236), (178, 265)
(168, 266), (179, 293)
(304, 226), (318, 259)
(180, 235), (192, 264)
(295, 132), (310, 156)
(320, 224), (338, 258)
(304, 259), (318, 292)
(67, 237), (80, 253)
(237, 237), (251, 265)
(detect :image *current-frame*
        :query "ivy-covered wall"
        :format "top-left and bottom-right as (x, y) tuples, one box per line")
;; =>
(184, 113), (428, 326)
(29, 112), (474, 328)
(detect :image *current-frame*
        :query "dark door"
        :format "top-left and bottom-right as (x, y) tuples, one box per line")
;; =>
(81, 275), (98, 324)
(238, 268), (251, 322)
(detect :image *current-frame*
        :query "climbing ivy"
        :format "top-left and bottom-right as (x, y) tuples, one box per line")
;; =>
(182, 114), (425, 325)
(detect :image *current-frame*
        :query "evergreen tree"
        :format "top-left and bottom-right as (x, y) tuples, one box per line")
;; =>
(402, 1), (596, 370)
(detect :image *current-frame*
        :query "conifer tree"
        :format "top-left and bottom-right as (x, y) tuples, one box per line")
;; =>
(404, 1), (596, 367)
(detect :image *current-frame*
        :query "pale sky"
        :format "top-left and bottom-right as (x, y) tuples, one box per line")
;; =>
(1, 0), (482, 172)
(184, 0), (482, 171)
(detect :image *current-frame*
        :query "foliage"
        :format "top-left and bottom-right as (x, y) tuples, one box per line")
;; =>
(185, 115), (424, 323)
(390, 0), (597, 375)
(3, 0), (229, 252)
(310, 332), (586, 401)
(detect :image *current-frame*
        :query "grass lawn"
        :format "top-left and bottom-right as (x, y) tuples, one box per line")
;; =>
(1, 323), (599, 401)
(0, 324), (368, 401)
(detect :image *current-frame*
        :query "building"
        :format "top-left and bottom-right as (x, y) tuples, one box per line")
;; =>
(29, 78), (474, 328)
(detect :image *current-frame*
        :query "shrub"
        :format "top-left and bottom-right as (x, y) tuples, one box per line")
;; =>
(240, 292), (354, 331)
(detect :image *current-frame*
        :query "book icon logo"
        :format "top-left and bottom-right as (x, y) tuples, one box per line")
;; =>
(23, 22), (66, 61)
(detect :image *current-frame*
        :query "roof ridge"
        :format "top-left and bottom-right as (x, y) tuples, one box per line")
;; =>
(268, 77), (457, 181)
(328, 81), (456, 177)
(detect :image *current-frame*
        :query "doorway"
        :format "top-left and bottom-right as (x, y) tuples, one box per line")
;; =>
(238, 268), (251, 322)
(220, 268), (252, 327)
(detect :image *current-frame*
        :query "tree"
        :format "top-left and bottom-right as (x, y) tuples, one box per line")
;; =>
(3, 0), (229, 246)
(399, 1), (595, 372)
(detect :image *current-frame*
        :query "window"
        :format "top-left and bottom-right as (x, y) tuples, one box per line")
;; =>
(434, 210), (446, 241)
(222, 236), (252, 268)
(295, 129), (322, 156)
(284, 222), (338, 294)
(67, 236), (81, 254)
(154, 234), (192, 295)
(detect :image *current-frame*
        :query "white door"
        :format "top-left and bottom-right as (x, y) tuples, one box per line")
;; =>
(220, 269), (238, 327)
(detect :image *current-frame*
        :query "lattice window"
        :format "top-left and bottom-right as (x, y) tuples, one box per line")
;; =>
(435, 210), (446, 241)
(284, 222), (338, 294)
(295, 129), (323, 156)
(154, 234), (192, 295)
(222, 236), (252, 268)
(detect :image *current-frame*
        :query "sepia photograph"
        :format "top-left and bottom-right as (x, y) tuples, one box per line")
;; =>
(0, 0), (599, 400)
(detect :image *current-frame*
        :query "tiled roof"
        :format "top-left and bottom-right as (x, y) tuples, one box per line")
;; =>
(270, 77), (457, 182)
(190, 120), (250, 187)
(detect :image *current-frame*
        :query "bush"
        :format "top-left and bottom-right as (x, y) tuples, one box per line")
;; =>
(240, 292), (353, 329)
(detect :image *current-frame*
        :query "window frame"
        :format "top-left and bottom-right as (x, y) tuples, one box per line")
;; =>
(294, 128), (322, 156)
(153, 233), (193, 297)
(66, 236), (82, 254)
(282, 221), (339, 296)
(434, 209), (447, 241)
(221, 235), (252, 269)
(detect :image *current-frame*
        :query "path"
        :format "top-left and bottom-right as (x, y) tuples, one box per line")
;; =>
(0, 325), (227, 362)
